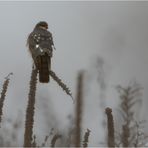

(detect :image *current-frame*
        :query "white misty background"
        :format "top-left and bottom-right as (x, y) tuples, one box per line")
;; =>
(0, 1), (147, 146)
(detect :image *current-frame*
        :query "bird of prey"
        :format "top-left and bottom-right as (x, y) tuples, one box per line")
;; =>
(27, 21), (55, 83)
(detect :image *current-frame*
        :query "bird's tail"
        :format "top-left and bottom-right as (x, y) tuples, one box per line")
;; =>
(38, 54), (50, 83)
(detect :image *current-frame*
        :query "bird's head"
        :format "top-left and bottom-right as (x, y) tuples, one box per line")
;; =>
(35, 21), (48, 30)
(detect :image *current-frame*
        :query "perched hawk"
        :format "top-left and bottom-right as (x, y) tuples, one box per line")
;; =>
(27, 21), (54, 83)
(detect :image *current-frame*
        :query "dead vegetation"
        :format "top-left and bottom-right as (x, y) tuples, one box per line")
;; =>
(0, 73), (13, 125)
(24, 67), (38, 147)
(0, 63), (147, 147)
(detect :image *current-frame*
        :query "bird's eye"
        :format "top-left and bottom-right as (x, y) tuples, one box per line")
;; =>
(43, 25), (48, 29)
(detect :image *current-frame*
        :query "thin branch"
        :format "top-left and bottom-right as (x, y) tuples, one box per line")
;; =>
(50, 134), (62, 147)
(49, 70), (73, 100)
(83, 129), (91, 148)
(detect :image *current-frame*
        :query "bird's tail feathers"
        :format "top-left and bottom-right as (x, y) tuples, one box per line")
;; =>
(38, 54), (50, 83)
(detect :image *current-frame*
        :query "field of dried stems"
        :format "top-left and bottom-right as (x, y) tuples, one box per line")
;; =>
(0, 59), (147, 147)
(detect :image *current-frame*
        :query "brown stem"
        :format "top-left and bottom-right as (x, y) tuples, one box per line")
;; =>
(105, 107), (115, 148)
(24, 68), (38, 147)
(75, 71), (84, 147)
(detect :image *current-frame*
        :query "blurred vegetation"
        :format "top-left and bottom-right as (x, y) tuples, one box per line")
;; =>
(0, 57), (147, 147)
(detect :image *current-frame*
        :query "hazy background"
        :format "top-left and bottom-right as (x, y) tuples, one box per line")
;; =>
(0, 1), (148, 146)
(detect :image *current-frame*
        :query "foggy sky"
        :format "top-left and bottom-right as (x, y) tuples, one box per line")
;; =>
(0, 1), (148, 146)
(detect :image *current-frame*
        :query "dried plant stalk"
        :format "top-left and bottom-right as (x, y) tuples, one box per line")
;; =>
(117, 82), (142, 147)
(83, 129), (91, 148)
(122, 124), (129, 147)
(75, 71), (84, 147)
(105, 107), (115, 148)
(41, 130), (53, 147)
(50, 134), (61, 147)
(41, 135), (49, 147)
(0, 73), (12, 124)
(49, 70), (73, 99)
(24, 67), (38, 147)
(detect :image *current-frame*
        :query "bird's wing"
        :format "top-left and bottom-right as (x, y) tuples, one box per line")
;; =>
(27, 30), (54, 57)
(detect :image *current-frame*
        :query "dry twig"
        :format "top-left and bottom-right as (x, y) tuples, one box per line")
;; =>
(49, 70), (73, 100)
(83, 129), (91, 148)
(51, 134), (62, 147)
